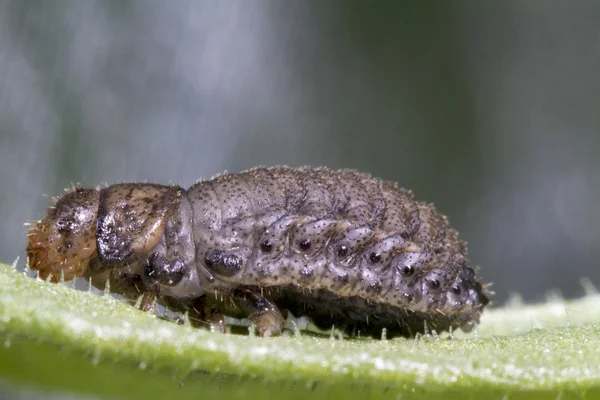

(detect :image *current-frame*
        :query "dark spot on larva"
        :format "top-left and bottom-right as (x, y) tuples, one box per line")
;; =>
(429, 279), (440, 289)
(369, 252), (381, 264)
(337, 245), (348, 257)
(261, 239), (273, 253)
(451, 285), (461, 295)
(401, 265), (414, 277)
(299, 239), (311, 251)
(203, 249), (243, 277)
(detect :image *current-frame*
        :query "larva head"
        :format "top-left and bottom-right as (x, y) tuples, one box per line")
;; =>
(27, 187), (100, 282)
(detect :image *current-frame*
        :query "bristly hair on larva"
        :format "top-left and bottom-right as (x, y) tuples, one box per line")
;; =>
(26, 166), (491, 338)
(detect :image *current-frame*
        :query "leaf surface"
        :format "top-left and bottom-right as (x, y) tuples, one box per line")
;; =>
(0, 263), (599, 399)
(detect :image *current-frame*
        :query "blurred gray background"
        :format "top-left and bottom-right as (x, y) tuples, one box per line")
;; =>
(1, 1), (599, 305)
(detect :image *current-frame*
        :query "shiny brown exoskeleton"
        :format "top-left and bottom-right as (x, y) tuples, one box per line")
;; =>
(27, 167), (490, 338)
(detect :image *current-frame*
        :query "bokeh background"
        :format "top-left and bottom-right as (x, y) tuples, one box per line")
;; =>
(1, 1), (599, 306)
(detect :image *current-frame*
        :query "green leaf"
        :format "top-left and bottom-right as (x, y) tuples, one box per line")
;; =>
(1, 262), (599, 399)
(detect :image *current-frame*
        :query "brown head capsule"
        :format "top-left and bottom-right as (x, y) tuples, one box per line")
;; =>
(27, 187), (100, 282)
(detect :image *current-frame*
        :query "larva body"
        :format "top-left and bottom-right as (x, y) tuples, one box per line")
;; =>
(27, 167), (489, 338)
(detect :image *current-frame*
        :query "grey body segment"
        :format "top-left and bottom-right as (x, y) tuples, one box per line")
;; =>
(185, 167), (486, 322)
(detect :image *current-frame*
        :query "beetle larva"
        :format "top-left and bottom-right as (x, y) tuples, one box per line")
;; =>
(27, 166), (490, 338)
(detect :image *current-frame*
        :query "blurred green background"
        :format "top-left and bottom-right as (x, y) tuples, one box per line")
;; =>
(1, 0), (599, 308)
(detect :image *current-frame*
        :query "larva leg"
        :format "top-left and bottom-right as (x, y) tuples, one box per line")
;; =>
(232, 289), (285, 337)
(139, 290), (156, 312)
(188, 295), (228, 333)
(207, 311), (227, 334)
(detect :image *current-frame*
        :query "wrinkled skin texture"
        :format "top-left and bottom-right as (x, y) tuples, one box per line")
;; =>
(27, 167), (490, 338)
